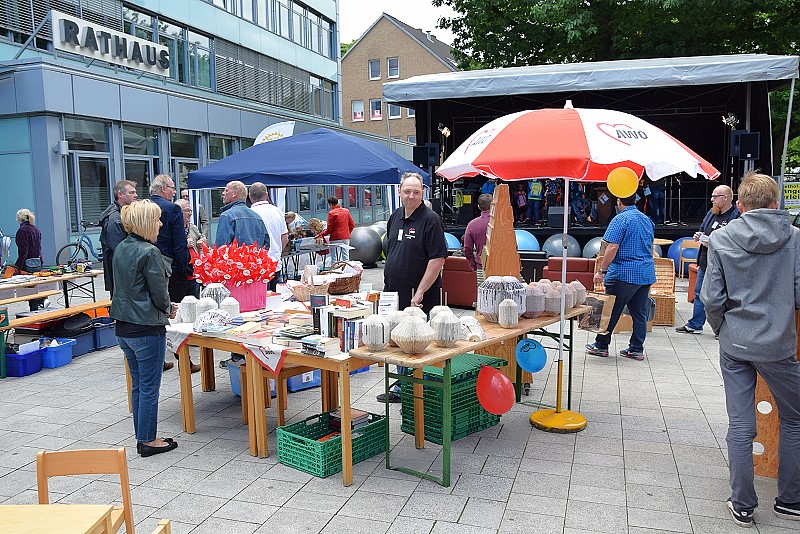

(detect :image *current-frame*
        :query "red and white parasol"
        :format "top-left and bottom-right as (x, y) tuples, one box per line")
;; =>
(437, 106), (720, 183)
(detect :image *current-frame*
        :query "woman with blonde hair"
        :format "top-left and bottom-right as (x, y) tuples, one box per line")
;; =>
(110, 200), (178, 457)
(15, 209), (44, 310)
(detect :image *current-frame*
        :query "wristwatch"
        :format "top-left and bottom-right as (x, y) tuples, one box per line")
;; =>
(598, 269), (607, 274)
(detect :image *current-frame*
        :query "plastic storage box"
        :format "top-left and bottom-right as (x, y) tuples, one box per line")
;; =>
(400, 353), (507, 445)
(6, 348), (44, 377)
(40, 338), (76, 368)
(286, 369), (321, 392)
(93, 317), (116, 349)
(72, 331), (95, 357)
(349, 365), (370, 375)
(227, 360), (276, 398)
(277, 411), (387, 477)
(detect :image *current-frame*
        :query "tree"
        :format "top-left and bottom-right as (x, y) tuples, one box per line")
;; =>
(432, 0), (800, 169)
(340, 39), (356, 58)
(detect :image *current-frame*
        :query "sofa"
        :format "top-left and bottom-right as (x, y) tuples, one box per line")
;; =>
(541, 257), (596, 288)
(441, 256), (478, 308)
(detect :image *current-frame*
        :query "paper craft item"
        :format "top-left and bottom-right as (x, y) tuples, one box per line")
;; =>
(579, 292), (617, 334)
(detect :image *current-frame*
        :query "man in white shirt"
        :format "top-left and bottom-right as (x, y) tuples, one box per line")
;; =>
(249, 182), (289, 290)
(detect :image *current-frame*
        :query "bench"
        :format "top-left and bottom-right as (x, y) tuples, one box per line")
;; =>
(0, 290), (61, 307)
(0, 300), (112, 378)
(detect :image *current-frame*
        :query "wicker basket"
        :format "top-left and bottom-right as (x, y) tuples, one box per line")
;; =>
(652, 258), (676, 296)
(652, 294), (675, 326)
(321, 262), (362, 295)
(290, 282), (330, 302)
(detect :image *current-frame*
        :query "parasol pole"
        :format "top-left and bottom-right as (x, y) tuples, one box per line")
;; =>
(530, 176), (587, 433)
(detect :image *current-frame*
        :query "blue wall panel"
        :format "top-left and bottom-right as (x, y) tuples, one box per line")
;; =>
(168, 96), (209, 132)
(73, 77), (121, 121)
(207, 104), (241, 137)
(120, 86), (169, 127)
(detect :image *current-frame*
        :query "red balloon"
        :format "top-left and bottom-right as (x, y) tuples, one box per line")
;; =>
(475, 366), (515, 415)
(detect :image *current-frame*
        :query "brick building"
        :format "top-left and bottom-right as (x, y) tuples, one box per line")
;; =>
(341, 13), (458, 144)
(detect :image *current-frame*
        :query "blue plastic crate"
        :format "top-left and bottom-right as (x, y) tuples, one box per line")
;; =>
(93, 317), (116, 349)
(40, 338), (76, 368)
(6, 348), (43, 377)
(227, 361), (276, 398)
(287, 369), (321, 392)
(72, 330), (95, 357)
(350, 365), (370, 375)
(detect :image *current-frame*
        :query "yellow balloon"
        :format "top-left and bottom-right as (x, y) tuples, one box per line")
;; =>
(607, 167), (639, 198)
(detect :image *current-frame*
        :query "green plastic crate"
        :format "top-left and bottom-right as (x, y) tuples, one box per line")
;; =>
(277, 411), (386, 478)
(399, 353), (506, 444)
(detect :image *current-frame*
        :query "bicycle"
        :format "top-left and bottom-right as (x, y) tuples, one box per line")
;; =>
(56, 220), (103, 266)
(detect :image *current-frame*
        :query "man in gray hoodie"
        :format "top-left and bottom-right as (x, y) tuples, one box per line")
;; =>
(701, 172), (800, 527)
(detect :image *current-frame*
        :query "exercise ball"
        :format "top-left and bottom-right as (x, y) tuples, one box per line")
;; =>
(667, 237), (697, 276)
(652, 244), (663, 257)
(349, 227), (382, 266)
(369, 224), (387, 239)
(444, 232), (461, 250)
(542, 233), (581, 257)
(582, 236), (604, 258)
(374, 220), (388, 230)
(514, 230), (540, 251)
(381, 232), (388, 260)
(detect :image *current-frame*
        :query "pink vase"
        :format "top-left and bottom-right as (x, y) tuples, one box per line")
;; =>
(224, 282), (267, 312)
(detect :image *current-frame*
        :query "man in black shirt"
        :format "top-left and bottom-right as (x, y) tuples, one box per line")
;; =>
(379, 173), (447, 402)
(676, 185), (738, 335)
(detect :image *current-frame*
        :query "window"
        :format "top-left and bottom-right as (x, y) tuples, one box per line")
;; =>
(368, 59), (380, 80)
(369, 99), (382, 120)
(408, 135), (417, 144)
(407, 107), (416, 118)
(208, 137), (234, 160)
(64, 118), (108, 152)
(387, 57), (399, 78)
(351, 100), (364, 122)
(388, 104), (402, 119)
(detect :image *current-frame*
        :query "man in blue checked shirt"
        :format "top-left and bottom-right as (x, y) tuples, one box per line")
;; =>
(586, 193), (656, 361)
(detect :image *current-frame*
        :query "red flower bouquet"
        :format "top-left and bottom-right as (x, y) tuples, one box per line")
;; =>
(191, 240), (277, 287)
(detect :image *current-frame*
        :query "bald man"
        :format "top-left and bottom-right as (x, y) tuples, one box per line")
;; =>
(676, 184), (738, 335)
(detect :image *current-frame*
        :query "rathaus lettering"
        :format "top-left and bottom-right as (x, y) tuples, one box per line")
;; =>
(59, 19), (170, 70)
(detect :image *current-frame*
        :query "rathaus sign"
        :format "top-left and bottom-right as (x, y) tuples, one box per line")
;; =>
(51, 10), (170, 75)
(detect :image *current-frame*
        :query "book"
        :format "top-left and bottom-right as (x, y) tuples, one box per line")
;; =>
(309, 294), (329, 309)
(329, 407), (370, 430)
(331, 304), (371, 319)
(287, 313), (313, 326)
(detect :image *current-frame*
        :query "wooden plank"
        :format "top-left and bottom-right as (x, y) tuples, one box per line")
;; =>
(3, 300), (112, 331)
(0, 290), (60, 306)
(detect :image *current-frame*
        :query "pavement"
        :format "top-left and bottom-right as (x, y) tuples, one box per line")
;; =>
(1, 263), (797, 533)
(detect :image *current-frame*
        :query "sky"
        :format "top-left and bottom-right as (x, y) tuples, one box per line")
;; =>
(338, 0), (457, 45)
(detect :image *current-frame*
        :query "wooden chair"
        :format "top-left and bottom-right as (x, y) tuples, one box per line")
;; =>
(678, 239), (701, 277)
(151, 519), (171, 534)
(36, 447), (134, 534)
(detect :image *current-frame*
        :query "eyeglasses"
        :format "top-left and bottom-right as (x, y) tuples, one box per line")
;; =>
(711, 194), (726, 199)
(165, 185), (176, 190)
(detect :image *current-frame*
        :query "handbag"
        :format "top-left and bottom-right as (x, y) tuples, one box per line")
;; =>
(23, 257), (42, 272)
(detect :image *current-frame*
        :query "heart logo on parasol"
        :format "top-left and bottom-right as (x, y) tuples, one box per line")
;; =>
(596, 122), (649, 146)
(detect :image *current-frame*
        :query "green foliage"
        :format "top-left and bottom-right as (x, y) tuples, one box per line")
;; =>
(340, 39), (357, 58)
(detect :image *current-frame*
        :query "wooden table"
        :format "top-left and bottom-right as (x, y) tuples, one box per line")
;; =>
(0, 504), (115, 534)
(175, 333), (371, 486)
(0, 270), (104, 307)
(350, 305), (590, 487)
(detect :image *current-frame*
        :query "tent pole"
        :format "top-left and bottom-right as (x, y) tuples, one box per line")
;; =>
(530, 177), (586, 433)
(779, 78), (796, 209)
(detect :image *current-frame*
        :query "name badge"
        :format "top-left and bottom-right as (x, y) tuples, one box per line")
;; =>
(397, 229), (403, 241)
(711, 221), (719, 229)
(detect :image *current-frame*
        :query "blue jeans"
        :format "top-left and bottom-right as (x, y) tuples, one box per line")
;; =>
(650, 188), (666, 224)
(594, 280), (651, 352)
(686, 267), (706, 330)
(720, 349), (800, 511)
(118, 335), (166, 443)
(527, 199), (542, 222)
(330, 239), (350, 263)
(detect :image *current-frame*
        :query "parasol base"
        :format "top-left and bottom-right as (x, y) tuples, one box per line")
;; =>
(530, 409), (587, 433)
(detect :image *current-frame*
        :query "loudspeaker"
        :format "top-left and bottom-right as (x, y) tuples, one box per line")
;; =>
(548, 206), (569, 228)
(729, 129), (747, 157)
(412, 143), (440, 167)
(738, 132), (760, 160)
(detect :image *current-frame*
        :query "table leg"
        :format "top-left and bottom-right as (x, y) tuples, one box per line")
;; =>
(247, 354), (268, 457)
(441, 359), (452, 487)
(61, 280), (70, 308)
(321, 369), (338, 411)
(0, 331), (7, 379)
(413, 367), (425, 449)
(384, 365), (391, 471)
(339, 361), (353, 486)
(201, 347), (215, 391)
(276, 375), (288, 427)
(178, 345), (195, 433)
(567, 317), (574, 410)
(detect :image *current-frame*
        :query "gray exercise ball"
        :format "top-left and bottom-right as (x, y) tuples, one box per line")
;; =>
(542, 233), (581, 257)
(373, 220), (388, 230)
(582, 236), (604, 258)
(349, 226), (383, 265)
(369, 224), (387, 239)
(652, 244), (663, 257)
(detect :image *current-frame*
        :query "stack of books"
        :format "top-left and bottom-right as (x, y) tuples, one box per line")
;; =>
(300, 334), (341, 356)
(329, 408), (370, 431)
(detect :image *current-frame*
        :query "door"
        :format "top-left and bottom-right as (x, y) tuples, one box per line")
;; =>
(67, 153), (111, 233)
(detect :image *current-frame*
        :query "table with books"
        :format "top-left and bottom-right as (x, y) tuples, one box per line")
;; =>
(349, 305), (590, 487)
(171, 309), (373, 487)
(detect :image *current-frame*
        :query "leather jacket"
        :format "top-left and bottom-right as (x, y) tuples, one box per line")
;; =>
(110, 234), (172, 326)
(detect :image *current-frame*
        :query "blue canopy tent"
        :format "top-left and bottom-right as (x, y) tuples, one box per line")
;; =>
(188, 128), (430, 189)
